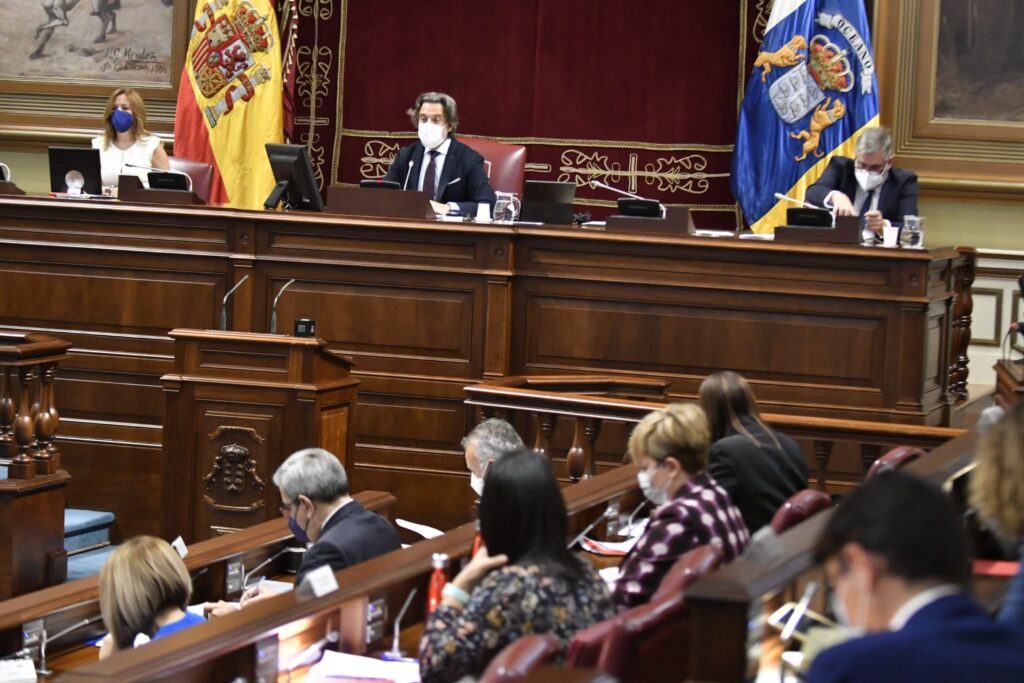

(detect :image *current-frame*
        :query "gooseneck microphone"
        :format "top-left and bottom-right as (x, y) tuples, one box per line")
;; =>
(124, 162), (194, 191)
(220, 274), (250, 331)
(269, 278), (296, 334)
(590, 179), (667, 218)
(402, 160), (415, 190)
(773, 192), (824, 210)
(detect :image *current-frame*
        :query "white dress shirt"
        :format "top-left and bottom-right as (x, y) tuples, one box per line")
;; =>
(887, 584), (961, 631)
(825, 185), (886, 242)
(91, 135), (161, 188)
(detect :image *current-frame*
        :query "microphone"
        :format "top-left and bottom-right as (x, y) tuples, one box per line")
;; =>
(623, 499), (648, 536)
(220, 274), (250, 331)
(774, 192), (824, 210)
(36, 616), (102, 676)
(124, 162), (193, 191)
(386, 587), (419, 659)
(269, 278), (296, 334)
(589, 179), (666, 218)
(567, 504), (617, 550)
(242, 546), (304, 589)
(402, 160), (414, 190)
(780, 581), (818, 643)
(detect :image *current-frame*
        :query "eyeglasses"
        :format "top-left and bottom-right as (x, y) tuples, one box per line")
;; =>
(854, 159), (889, 174)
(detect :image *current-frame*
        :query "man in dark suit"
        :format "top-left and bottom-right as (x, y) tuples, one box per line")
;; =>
(382, 92), (496, 216)
(805, 127), (918, 242)
(806, 471), (1024, 683)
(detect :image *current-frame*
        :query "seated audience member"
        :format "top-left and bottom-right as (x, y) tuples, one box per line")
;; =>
(807, 470), (1024, 683)
(98, 536), (204, 659)
(211, 448), (401, 614)
(613, 403), (749, 609)
(970, 399), (1024, 630)
(805, 126), (917, 242)
(382, 91), (497, 216)
(699, 371), (808, 533)
(92, 87), (170, 190)
(419, 449), (614, 682)
(462, 417), (526, 496)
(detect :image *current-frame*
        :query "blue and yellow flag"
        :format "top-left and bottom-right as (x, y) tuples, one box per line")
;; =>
(732, 0), (879, 233)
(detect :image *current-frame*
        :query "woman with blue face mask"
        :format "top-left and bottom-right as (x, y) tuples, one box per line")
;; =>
(613, 403), (750, 609)
(91, 87), (170, 192)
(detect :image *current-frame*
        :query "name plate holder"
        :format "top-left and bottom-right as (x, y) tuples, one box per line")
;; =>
(774, 215), (860, 244)
(326, 187), (435, 220)
(604, 206), (695, 236)
(117, 175), (205, 206)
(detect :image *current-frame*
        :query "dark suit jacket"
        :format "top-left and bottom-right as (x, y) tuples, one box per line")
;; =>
(382, 137), (497, 215)
(707, 417), (808, 534)
(807, 593), (1024, 683)
(805, 156), (918, 225)
(295, 499), (401, 586)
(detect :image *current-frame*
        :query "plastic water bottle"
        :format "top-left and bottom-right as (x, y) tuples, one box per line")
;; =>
(426, 553), (449, 614)
(902, 215), (924, 248)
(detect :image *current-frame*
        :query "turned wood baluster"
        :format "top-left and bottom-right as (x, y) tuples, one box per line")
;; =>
(567, 417), (601, 482)
(947, 248), (976, 405)
(10, 366), (37, 479)
(812, 439), (834, 492)
(33, 363), (59, 474)
(859, 443), (882, 477)
(0, 367), (14, 458)
(532, 412), (556, 459)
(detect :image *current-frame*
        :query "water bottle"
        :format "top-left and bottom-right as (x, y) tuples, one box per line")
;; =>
(426, 552), (449, 614)
(902, 215), (924, 248)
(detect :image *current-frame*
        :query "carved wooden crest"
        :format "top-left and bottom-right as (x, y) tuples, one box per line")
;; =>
(203, 442), (266, 496)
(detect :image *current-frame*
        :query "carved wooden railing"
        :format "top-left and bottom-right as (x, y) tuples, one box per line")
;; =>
(0, 331), (71, 478)
(464, 376), (965, 486)
(948, 246), (976, 404)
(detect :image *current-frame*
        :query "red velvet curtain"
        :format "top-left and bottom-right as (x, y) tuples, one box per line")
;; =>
(292, 1), (770, 228)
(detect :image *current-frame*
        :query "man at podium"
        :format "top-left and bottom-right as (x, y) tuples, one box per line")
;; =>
(805, 127), (918, 242)
(383, 92), (496, 216)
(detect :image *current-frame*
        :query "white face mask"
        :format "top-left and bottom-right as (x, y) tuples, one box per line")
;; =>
(469, 462), (487, 497)
(418, 121), (447, 150)
(830, 573), (871, 635)
(637, 469), (669, 506)
(855, 167), (887, 192)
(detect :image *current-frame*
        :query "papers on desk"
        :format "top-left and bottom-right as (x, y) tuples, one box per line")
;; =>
(395, 518), (443, 540)
(738, 232), (775, 240)
(694, 229), (735, 238)
(580, 535), (639, 557)
(599, 566), (621, 586)
(308, 651), (420, 682)
(0, 659), (36, 682)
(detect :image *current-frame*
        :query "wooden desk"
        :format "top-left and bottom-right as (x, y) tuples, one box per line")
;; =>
(0, 196), (974, 534)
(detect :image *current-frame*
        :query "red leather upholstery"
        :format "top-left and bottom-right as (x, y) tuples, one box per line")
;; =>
(566, 618), (616, 669)
(866, 446), (926, 479)
(479, 633), (563, 683)
(168, 156), (214, 203)
(770, 488), (832, 534)
(597, 592), (690, 683)
(652, 543), (724, 600)
(460, 137), (527, 194)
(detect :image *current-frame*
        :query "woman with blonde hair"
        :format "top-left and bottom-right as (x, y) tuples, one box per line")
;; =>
(91, 87), (169, 191)
(970, 399), (1024, 629)
(699, 371), (808, 533)
(613, 403), (749, 608)
(98, 536), (204, 658)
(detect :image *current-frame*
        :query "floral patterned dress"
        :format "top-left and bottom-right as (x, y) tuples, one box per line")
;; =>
(418, 561), (614, 683)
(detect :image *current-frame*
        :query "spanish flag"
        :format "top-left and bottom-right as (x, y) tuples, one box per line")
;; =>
(732, 0), (879, 233)
(174, 0), (284, 209)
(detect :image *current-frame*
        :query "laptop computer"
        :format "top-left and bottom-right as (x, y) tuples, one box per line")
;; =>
(48, 147), (102, 196)
(520, 180), (575, 224)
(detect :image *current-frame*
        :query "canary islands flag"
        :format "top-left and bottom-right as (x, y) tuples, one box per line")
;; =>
(732, 0), (879, 233)
(174, 0), (284, 209)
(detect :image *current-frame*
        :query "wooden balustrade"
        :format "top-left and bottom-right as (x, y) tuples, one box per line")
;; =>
(465, 376), (966, 488)
(948, 246), (976, 405)
(0, 331), (71, 478)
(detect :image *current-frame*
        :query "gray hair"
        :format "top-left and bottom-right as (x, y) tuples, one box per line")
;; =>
(462, 418), (525, 463)
(407, 91), (460, 131)
(272, 448), (349, 502)
(856, 126), (893, 157)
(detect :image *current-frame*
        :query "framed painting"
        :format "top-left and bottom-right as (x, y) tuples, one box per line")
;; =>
(0, 0), (192, 142)
(875, 0), (1024, 197)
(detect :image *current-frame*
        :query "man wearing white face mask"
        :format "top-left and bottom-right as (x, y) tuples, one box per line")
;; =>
(462, 418), (525, 498)
(382, 92), (497, 217)
(805, 127), (918, 243)
(807, 471), (1024, 683)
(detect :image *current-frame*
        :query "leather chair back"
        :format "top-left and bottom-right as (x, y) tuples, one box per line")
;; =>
(459, 137), (527, 195)
(866, 446), (926, 479)
(479, 633), (563, 683)
(652, 544), (724, 600)
(168, 156), (215, 203)
(770, 488), (832, 534)
(597, 592), (690, 683)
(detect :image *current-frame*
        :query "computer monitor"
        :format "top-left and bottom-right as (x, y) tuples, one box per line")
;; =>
(520, 180), (576, 224)
(264, 143), (324, 211)
(48, 147), (102, 196)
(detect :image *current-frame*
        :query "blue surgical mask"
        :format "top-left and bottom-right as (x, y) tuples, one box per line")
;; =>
(110, 109), (135, 134)
(288, 513), (311, 546)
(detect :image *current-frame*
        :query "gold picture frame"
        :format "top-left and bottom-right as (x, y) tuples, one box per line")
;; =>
(0, 0), (192, 145)
(875, 0), (1024, 198)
